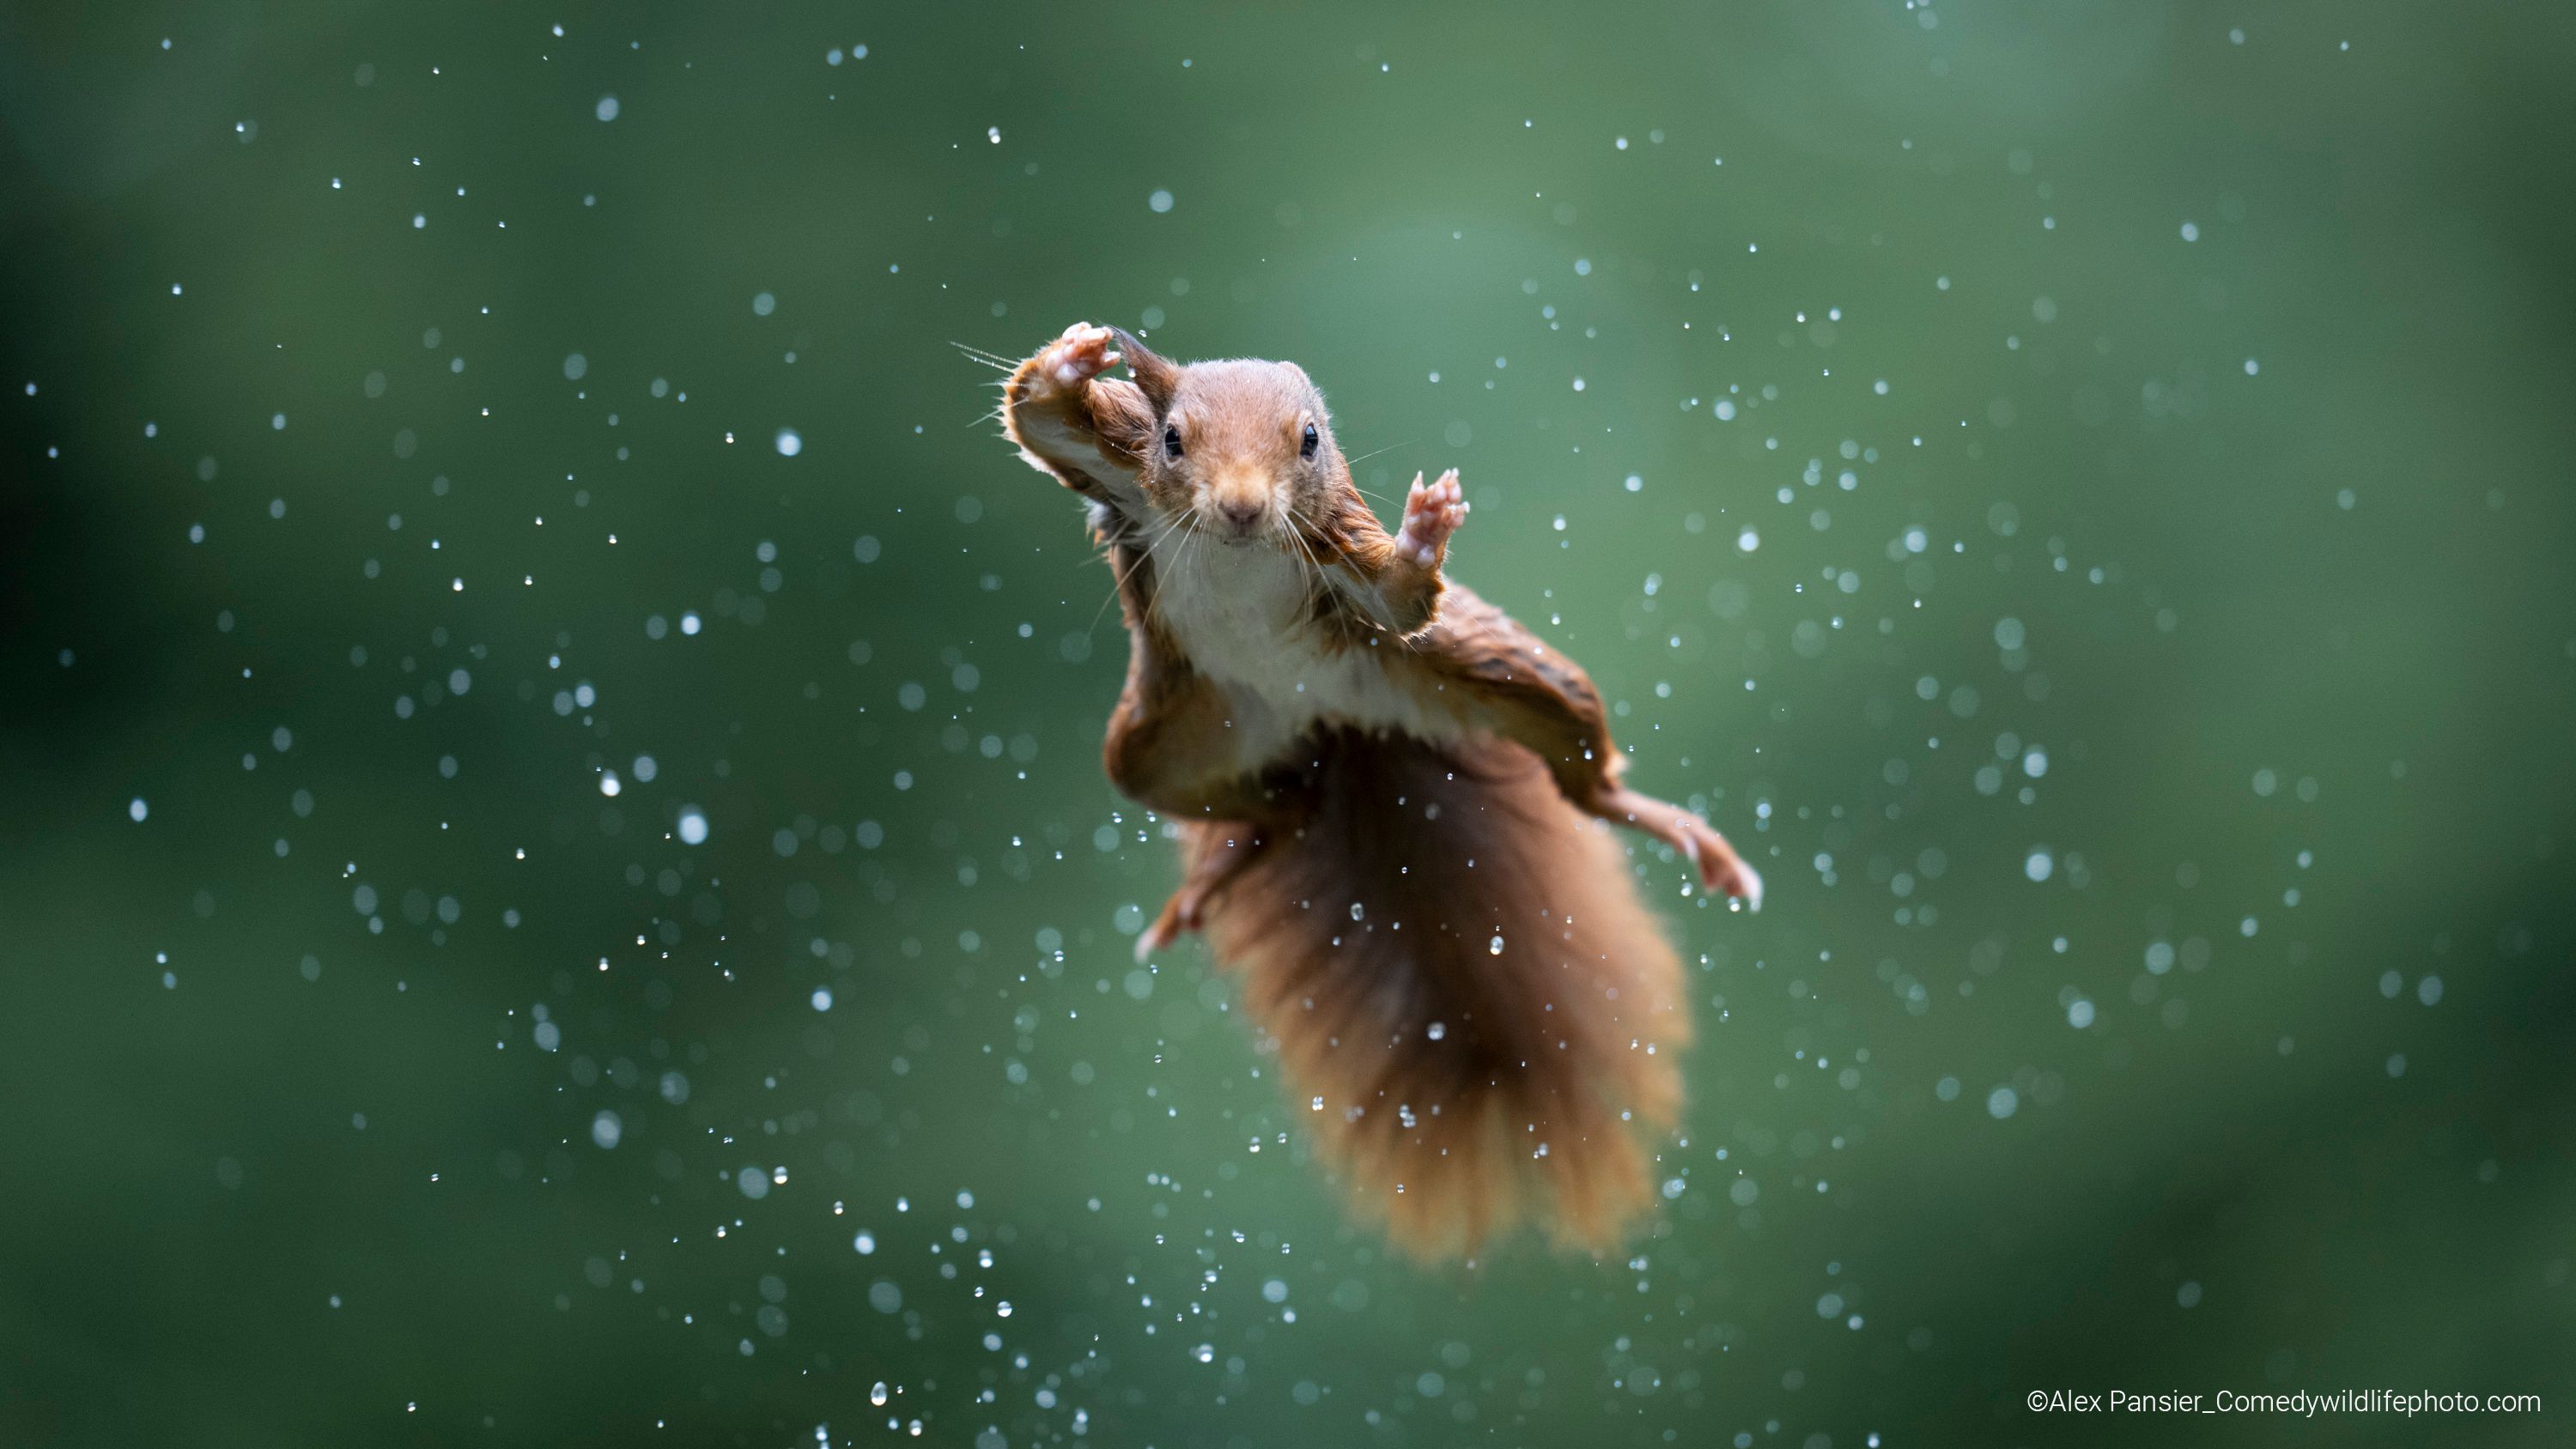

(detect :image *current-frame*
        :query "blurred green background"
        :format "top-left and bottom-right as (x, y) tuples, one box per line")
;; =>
(3, 2), (2572, 1445)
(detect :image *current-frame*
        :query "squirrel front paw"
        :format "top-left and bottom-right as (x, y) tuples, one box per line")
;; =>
(1394, 469), (1468, 567)
(1029, 321), (1121, 397)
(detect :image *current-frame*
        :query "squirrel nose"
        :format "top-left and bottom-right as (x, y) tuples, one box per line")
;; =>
(1218, 497), (1265, 530)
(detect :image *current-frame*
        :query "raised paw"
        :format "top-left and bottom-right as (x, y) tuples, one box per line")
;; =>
(1394, 468), (1469, 567)
(1030, 321), (1121, 397)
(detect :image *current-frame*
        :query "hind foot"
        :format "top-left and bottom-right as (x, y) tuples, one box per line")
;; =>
(1135, 890), (1200, 963)
(1680, 823), (1764, 912)
(1134, 821), (1267, 961)
(1595, 787), (1763, 912)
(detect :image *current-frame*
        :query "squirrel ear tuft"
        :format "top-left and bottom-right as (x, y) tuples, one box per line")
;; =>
(1109, 326), (1179, 411)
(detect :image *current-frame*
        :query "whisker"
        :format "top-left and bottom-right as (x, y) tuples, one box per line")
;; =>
(1283, 522), (1347, 640)
(1088, 548), (1145, 635)
(950, 341), (1017, 372)
(1277, 524), (1311, 596)
(1285, 524), (1326, 607)
(1342, 439), (1416, 470)
(1138, 500), (1194, 561)
(1089, 503), (1196, 634)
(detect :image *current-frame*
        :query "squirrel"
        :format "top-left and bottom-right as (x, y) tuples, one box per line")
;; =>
(999, 322), (1762, 1257)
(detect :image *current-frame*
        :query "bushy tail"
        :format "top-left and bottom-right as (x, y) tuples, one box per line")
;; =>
(1188, 726), (1689, 1258)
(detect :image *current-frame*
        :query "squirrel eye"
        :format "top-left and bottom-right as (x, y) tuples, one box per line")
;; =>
(1299, 421), (1319, 459)
(1163, 424), (1183, 458)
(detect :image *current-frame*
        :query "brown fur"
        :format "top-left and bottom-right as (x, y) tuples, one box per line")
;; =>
(1186, 727), (1687, 1255)
(997, 324), (1759, 1258)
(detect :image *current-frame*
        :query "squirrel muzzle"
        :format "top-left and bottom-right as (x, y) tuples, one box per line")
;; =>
(1204, 467), (1278, 540)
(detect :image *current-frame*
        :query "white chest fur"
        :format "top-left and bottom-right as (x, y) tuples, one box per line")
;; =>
(1150, 538), (1459, 761)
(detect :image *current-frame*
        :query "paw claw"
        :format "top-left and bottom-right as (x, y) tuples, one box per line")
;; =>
(1395, 467), (1467, 563)
(1671, 815), (1762, 912)
(1137, 885), (1206, 962)
(1031, 323), (1119, 397)
(1710, 849), (1763, 912)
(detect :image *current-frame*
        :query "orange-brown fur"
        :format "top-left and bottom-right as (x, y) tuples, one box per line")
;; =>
(998, 324), (1758, 1257)
(1185, 727), (1688, 1254)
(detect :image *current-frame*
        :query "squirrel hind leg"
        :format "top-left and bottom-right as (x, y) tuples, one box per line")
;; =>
(1137, 821), (1268, 963)
(1590, 785), (1763, 910)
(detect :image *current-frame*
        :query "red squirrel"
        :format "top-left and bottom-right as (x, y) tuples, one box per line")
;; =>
(1000, 322), (1763, 1256)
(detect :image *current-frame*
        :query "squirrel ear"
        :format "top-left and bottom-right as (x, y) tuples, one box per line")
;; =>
(1108, 326), (1179, 412)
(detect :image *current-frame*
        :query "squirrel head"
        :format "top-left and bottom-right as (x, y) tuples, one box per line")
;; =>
(1110, 328), (1348, 547)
